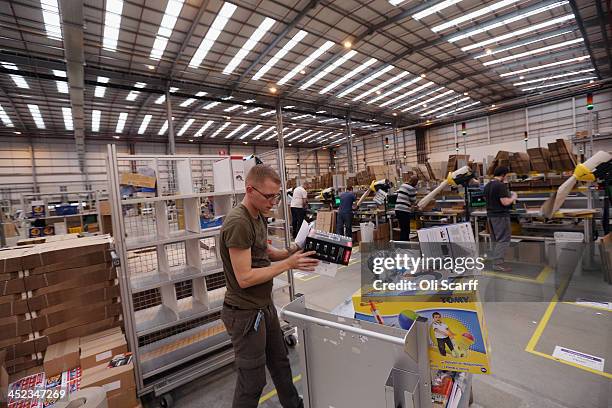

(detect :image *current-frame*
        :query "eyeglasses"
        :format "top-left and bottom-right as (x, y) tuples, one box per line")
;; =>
(250, 185), (282, 202)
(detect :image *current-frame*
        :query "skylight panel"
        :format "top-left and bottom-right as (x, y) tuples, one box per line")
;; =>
(432, 0), (521, 33)
(194, 120), (214, 137)
(299, 50), (357, 90)
(210, 121), (231, 138)
(253, 30), (308, 81)
(150, 0), (185, 60)
(379, 81), (434, 108)
(521, 76), (597, 91)
(103, 0), (124, 51)
(352, 71), (409, 101)
(155, 95), (166, 104)
(473, 30), (572, 59)
(27, 104), (45, 129)
(394, 86), (443, 110)
(244, 107), (262, 114)
(499, 56), (589, 77)
(412, 0), (464, 20)
(462, 15), (574, 52)
(189, 2), (237, 68)
(301, 130), (322, 143)
(260, 110), (276, 117)
(61, 107), (73, 130)
(177, 118), (195, 136)
(0, 104), (14, 127)
(224, 123), (247, 139)
(283, 128), (301, 139)
(202, 101), (221, 110)
(180, 98), (196, 107)
(448, 1), (568, 43)
(224, 104), (243, 112)
(482, 38), (583, 66)
(126, 82), (146, 101)
(115, 112), (128, 133)
(239, 125), (262, 139)
(253, 126), (275, 140)
(224, 17), (276, 75)
(94, 76), (109, 98)
(401, 89), (454, 112)
(1, 62), (29, 88)
(158, 119), (170, 135)
(277, 41), (334, 85)
(421, 97), (470, 116)
(319, 58), (377, 94)
(291, 114), (313, 120)
(318, 118), (337, 123)
(195, 91), (207, 97)
(367, 77), (421, 104)
(436, 101), (481, 118)
(512, 69), (595, 86)
(289, 130), (311, 142)
(41, 0), (62, 40)
(336, 65), (394, 98)
(137, 114), (152, 134)
(265, 131), (278, 141)
(52, 70), (68, 93)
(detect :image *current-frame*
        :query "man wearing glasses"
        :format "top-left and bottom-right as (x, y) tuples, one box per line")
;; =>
(220, 164), (319, 408)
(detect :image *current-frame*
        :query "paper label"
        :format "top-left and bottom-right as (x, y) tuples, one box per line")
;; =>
(575, 299), (612, 310)
(552, 346), (605, 372)
(103, 380), (121, 393)
(95, 350), (113, 362)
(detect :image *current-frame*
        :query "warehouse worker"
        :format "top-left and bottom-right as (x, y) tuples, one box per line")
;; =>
(336, 185), (357, 237)
(484, 166), (517, 272)
(220, 165), (318, 408)
(395, 175), (419, 241)
(290, 182), (308, 238)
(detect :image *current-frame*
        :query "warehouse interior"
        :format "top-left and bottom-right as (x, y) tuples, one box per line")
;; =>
(0, 0), (611, 407)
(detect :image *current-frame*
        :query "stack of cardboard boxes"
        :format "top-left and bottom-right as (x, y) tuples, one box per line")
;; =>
(0, 236), (122, 377)
(548, 138), (577, 171)
(315, 210), (336, 233)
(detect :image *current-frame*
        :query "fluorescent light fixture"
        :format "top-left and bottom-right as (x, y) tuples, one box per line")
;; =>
(115, 112), (128, 133)
(103, 0), (124, 51)
(499, 56), (590, 77)
(283, 128), (301, 139)
(265, 131), (278, 141)
(521, 76), (597, 91)
(189, 2), (237, 68)
(474, 30), (572, 59)
(210, 121), (231, 138)
(177, 118), (195, 136)
(244, 107), (262, 114)
(41, 0), (62, 40)
(180, 98), (196, 107)
(224, 17), (276, 75)
(337, 65), (394, 98)
(483, 38), (583, 66)
(432, 0), (520, 32)
(367, 77), (420, 104)
(224, 104), (242, 112)
(1, 62), (29, 88)
(239, 124), (262, 139)
(224, 123), (247, 139)
(138, 114), (152, 134)
(448, 1), (568, 43)
(194, 120), (214, 137)
(202, 101), (221, 110)
(158, 120), (169, 135)
(512, 69), (595, 86)
(300, 50), (357, 90)
(320, 57), (377, 94)
(353, 71), (409, 101)
(126, 82), (146, 101)
(379, 81), (435, 108)
(94, 76), (109, 98)
(394, 86), (443, 109)
(61, 107), (73, 130)
(277, 41), (334, 85)
(27, 104), (45, 129)
(0, 104), (14, 127)
(401, 89), (454, 112)
(150, 0), (185, 60)
(253, 126), (275, 140)
(420, 96), (468, 116)
(260, 110), (276, 117)
(436, 101), (481, 118)
(463, 15), (574, 52)
(413, 0), (464, 20)
(253, 30), (308, 80)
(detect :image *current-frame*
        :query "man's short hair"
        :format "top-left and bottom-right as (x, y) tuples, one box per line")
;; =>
(246, 164), (281, 186)
(493, 166), (509, 177)
(347, 185), (353, 191)
(432, 312), (441, 317)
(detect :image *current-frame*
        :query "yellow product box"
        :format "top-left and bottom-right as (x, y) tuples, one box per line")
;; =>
(352, 289), (491, 375)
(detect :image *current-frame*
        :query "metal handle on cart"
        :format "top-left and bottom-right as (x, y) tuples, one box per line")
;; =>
(281, 309), (406, 346)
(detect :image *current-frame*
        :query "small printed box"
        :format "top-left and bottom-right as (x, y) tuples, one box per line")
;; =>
(304, 230), (352, 265)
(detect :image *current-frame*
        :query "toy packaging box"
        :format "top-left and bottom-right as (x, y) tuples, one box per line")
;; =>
(353, 289), (491, 375)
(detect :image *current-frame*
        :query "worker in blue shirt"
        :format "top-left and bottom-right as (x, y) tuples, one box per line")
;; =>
(336, 186), (357, 237)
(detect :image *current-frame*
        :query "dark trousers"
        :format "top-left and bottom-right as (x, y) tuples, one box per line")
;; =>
(436, 337), (454, 356)
(291, 207), (306, 239)
(395, 210), (412, 241)
(488, 216), (511, 265)
(336, 212), (353, 237)
(221, 303), (301, 408)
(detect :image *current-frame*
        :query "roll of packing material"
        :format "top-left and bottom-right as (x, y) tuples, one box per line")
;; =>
(54, 387), (108, 408)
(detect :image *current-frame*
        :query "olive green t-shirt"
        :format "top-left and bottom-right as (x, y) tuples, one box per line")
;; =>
(220, 204), (272, 309)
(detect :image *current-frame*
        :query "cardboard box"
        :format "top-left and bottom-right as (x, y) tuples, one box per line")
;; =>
(45, 318), (122, 346)
(80, 333), (128, 370)
(24, 262), (116, 291)
(80, 327), (123, 345)
(28, 280), (119, 312)
(99, 200), (112, 216)
(28, 249), (110, 275)
(81, 362), (135, 398)
(120, 172), (156, 188)
(0, 315), (33, 341)
(4, 356), (43, 374)
(0, 294), (29, 318)
(1, 350), (8, 403)
(43, 337), (80, 376)
(33, 301), (122, 333)
(108, 386), (139, 408)
(3, 336), (48, 361)
(0, 278), (26, 297)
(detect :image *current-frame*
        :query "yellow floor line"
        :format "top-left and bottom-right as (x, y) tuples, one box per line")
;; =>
(525, 297), (559, 352)
(296, 274), (319, 282)
(525, 349), (612, 379)
(258, 374), (302, 404)
(338, 259), (360, 270)
(535, 266), (553, 283)
(560, 301), (612, 313)
(484, 270), (539, 283)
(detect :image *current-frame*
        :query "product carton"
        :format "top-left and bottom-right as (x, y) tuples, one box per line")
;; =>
(43, 337), (80, 376)
(80, 333), (128, 370)
(81, 361), (135, 398)
(107, 387), (139, 408)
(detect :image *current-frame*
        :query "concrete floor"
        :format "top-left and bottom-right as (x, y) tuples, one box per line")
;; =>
(142, 247), (612, 408)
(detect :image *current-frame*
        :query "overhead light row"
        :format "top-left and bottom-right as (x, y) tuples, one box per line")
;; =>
(277, 41), (334, 85)
(1, 62), (29, 89)
(482, 38), (583, 66)
(102, 0), (124, 51)
(320, 57), (377, 95)
(500, 56), (590, 77)
(300, 50), (357, 90)
(253, 30), (308, 81)
(432, 0), (521, 33)
(42, 0), (62, 40)
(189, 2), (237, 68)
(224, 17), (276, 75)
(150, 0), (185, 60)
(62, 107), (73, 130)
(27, 104), (45, 129)
(0, 104), (14, 127)
(436, 101), (481, 118)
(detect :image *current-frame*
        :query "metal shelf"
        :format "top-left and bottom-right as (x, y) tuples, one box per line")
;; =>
(131, 265), (204, 293)
(126, 227), (221, 250)
(121, 191), (241, 205)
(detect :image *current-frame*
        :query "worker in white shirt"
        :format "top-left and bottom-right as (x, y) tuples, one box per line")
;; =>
(290, 184), (308, 239)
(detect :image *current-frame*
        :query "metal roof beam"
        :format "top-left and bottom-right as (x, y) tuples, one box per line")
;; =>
(593, 0), (612, 74)
(168, 0), (210, 80)
(568, 0), (602, 78)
